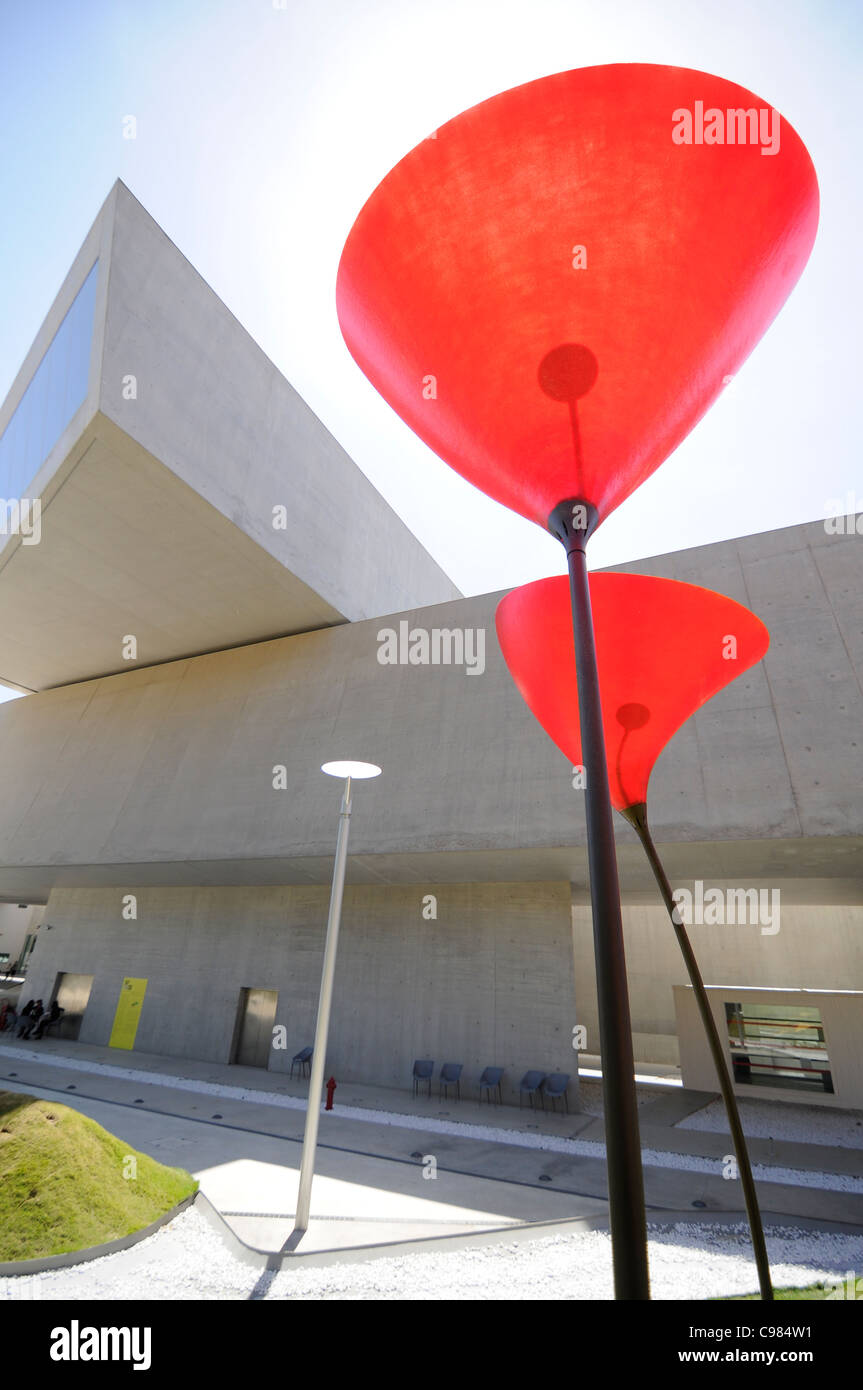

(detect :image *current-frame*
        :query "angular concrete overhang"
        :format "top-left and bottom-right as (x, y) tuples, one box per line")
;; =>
(0, 181), (460, 692)
(0, 518), (860, 904)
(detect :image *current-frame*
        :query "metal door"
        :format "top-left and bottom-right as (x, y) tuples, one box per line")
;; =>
(233, 987), (278, 1068)
(52, 972), (94, 1040)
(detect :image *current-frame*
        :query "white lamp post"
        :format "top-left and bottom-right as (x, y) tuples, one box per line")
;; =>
(293, 759), (382, 1233)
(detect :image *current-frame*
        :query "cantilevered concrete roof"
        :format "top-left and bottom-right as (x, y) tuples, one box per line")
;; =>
(0, 181), (459, 692)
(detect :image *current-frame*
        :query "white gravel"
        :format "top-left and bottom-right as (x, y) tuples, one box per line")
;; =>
(573, 1079), (668, 1115)
(678, 1095), (863, 1150)
(2, 1207), (860, 1301)
(0, 1045), (310, 1112)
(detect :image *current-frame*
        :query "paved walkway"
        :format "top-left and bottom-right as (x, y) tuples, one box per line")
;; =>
(1, 1037), (860, 1257)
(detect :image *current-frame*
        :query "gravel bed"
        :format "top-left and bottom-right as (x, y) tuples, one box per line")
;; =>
(678, 1096), (863, 1149)
(2, 1208), (860, 1302)
(577, 1078), (673, 1115)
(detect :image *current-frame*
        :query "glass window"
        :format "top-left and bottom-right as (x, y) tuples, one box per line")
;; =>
(0, 260), (99, 502)
(726, 1001), (833, 1094)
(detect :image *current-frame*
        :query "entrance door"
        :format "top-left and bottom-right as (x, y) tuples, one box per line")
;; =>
(52, 972), (94, 1041)
(233, 988), (278, 1068)
(109, 977), (148, 1050)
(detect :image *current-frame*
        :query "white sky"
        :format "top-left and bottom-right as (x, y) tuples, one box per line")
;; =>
(0, 0), (860, 684)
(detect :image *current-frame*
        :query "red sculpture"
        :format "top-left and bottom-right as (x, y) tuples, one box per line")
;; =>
(337, 65), (818, 533)
(338, 63), (815, 1301)
(496, 571), (773, 1297)
(496, 572), (769, 810)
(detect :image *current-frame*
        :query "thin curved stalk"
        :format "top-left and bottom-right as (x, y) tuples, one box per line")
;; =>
(620, 803), (773, 1301)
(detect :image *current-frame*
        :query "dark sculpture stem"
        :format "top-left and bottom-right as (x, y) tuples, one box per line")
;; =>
(549, 497), (651, 1301)
(619, 801), (774, 1301)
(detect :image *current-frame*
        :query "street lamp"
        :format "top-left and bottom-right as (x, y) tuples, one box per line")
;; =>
(293, 759), (382, 1234)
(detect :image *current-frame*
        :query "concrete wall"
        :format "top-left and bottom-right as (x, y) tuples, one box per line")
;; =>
(610, 516), (863, 837)
(23, 880), (863, 1078)
(674, 985), (863, 1110)
(572, 901), (863, 1066)
(0, 516), (860, 902)
(23, 882), (579, 1103)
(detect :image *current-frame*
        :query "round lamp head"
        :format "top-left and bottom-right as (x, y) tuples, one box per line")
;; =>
(338, 63), (819, 533)
(320, 760), (382, 780)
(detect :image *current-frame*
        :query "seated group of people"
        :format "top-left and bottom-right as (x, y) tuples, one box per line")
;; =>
(7, 998), (63, 1039)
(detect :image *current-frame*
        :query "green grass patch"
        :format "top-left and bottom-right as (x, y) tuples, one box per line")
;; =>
(0, 1089), (197, 1262)
(717, 1284), (837, 1301)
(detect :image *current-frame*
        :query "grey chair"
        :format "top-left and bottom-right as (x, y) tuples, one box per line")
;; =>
(478, 1066), (504, 1104)
(291, 1046), (313, 1079)
(543, 1072), (571, 1113)
(519, 1070), (547, 1109)
(439, 1061), (463, 1100)
(413, 1059), (434, 1098)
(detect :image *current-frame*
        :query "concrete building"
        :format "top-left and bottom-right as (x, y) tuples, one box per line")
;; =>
(0, 903), (44, 974)
(2, 182), (861, 1109)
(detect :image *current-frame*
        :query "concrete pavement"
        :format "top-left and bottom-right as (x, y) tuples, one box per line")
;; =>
(1, 1037), (861, 1259)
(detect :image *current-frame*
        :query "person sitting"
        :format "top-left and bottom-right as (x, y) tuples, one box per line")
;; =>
(26, 999), (45, 1038)
(16, 1000), (34, 1037)
(32, 1001), (62, 1039)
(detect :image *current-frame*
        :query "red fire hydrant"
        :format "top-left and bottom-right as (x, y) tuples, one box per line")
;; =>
(325, 1076), (337, 1111)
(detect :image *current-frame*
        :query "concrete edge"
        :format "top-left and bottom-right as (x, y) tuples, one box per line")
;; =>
(0, 1191), (197, 1277)
(193, 1191), (614, 1271)
(193, 1192), (863, 1273)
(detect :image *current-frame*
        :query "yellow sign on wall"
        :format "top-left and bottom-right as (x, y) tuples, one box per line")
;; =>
(109, 977), (148, 1050)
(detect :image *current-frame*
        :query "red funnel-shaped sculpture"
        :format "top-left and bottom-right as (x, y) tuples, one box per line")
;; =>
(496, 572), (769, 808)
(338, 64), (818, 531)
(497, 572), (775, 1299)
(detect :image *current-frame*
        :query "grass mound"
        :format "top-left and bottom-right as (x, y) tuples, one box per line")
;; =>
(0, 1089), (197, 1262)
(720, 1284), (838, 1301)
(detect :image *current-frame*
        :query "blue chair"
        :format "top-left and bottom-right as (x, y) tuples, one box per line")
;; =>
(439, 1062), (463, 1100)
(413, 1059), (434, 1098)
(543, 1072), (571, 1113)
(291, 1046), (313, 1079)
(519, 1070), (547, 1109)
(478, 1066), (504, 1104)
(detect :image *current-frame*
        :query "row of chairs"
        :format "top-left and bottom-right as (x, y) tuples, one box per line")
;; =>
(291, 1047), (570, 1112)
(412, 1060), (571, 1112)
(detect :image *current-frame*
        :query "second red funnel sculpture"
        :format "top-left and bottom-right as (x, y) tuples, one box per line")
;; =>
(497, 572), (773, 1297)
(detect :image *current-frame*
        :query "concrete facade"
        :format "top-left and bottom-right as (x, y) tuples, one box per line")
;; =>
(0, 517), (860, 899)
(22, 882), (577, 1102)
(6, 515), (862, 1077)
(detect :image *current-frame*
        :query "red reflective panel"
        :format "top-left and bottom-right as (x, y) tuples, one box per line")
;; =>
(338, 65), (818, 532)
(495, 574), (769, 810)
